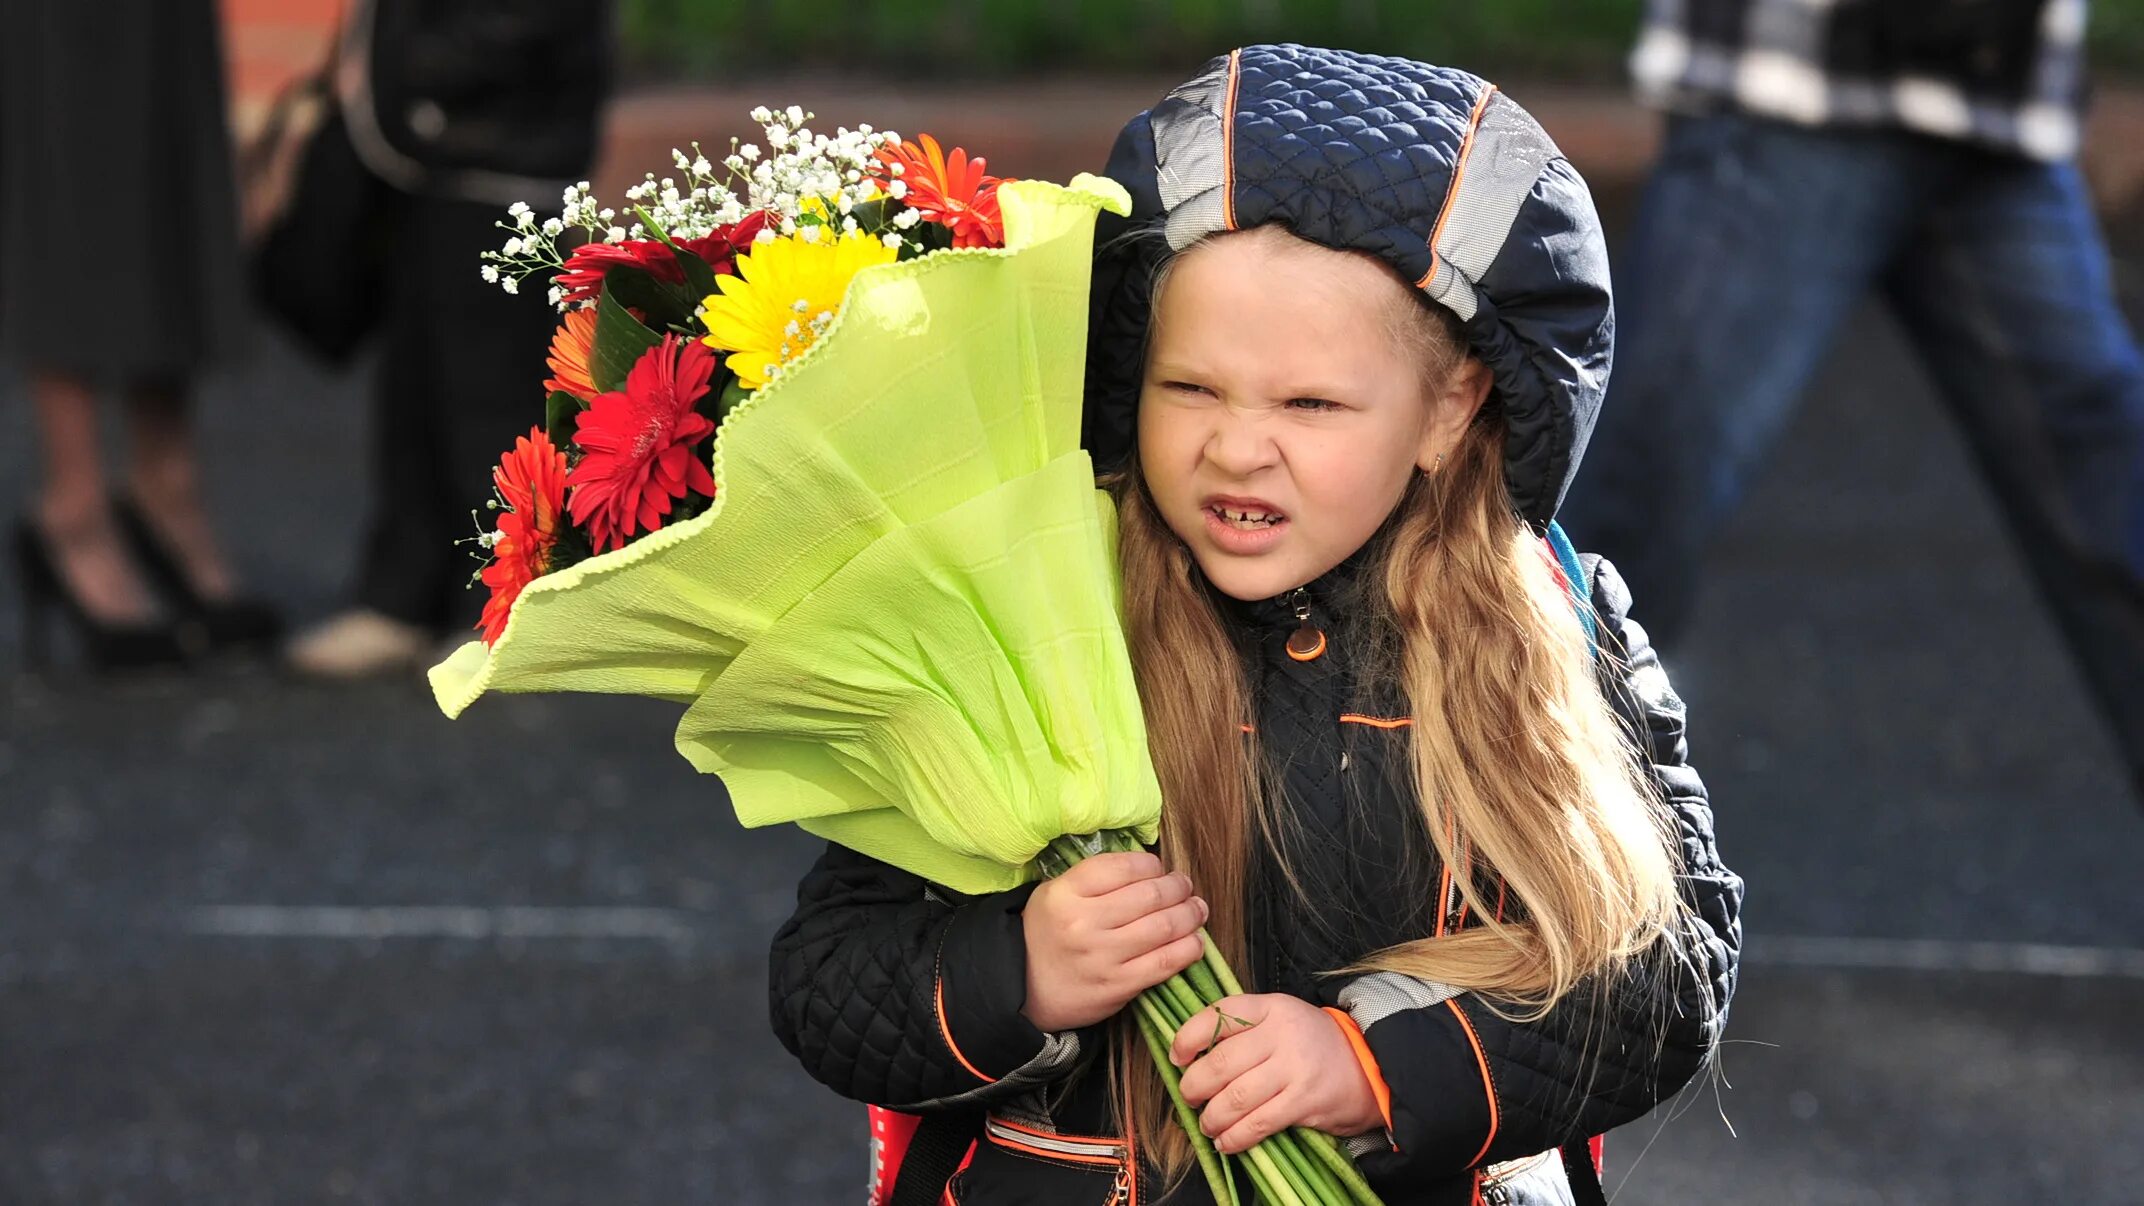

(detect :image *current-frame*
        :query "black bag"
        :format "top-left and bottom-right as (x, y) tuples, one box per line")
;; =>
(246, 82), (395, 366)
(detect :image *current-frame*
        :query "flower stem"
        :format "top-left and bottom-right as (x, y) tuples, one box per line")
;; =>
(1158, 972), (1206, 1027)
(1046, 832), (1388, 1205)
(1133, 996), (1238, 1206)
(1201, 929), (1247, 997)
(1269, 1127), (1344, 1203)
(1183, 953), (1229, 1003)
(1295, 1127), (1387, 1206)
(1244, 1140), (1314, 1206)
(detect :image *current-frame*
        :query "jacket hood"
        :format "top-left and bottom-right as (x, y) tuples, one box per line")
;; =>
(1083, 43), (1613, 526)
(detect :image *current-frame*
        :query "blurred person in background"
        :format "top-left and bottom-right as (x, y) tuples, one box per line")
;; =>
(1562, 0), (2144, 802)
(282, 0), (612, 678)
(2, 0), (281, 671)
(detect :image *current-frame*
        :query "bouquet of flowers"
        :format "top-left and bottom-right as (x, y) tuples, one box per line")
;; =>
(431, 107), (1382, 1206)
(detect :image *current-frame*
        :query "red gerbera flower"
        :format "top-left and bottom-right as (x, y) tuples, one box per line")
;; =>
(477, 427), (569, 645)
(873, 134), (1009, 249)
(677, 209), (771, 276)
(566, 335), (719, 553)
(554, 211), (772, 305)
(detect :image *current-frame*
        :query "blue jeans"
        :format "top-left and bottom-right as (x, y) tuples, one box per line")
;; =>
(1560, 113), (2144, 796)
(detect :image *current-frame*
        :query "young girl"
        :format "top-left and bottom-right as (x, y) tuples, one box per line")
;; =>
(772, 45), (1742, 1206)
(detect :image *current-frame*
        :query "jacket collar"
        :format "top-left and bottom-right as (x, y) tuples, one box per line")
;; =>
(1208, 542), (1379, 635)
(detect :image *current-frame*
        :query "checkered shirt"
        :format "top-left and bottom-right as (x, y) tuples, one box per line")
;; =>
(1631, 0), (2092, 161)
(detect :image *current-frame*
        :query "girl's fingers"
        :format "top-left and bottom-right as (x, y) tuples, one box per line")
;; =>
(1196, 1058), (1289, 1146)
(1061, 850), (1167, 897)
(1170, 995), (1267, 1067)
(1127, 932), (1206, 993)
(1089, 868), (1193, 928)
(1111, 895), (1207, 955)
(1177, 1024), (1273, 1106)
(1214, 1092), (1298, 1156)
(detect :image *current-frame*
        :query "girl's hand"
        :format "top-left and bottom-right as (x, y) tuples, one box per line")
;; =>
(1169, 994), (1384, 1153)
(1020, 851), (1209, 1032)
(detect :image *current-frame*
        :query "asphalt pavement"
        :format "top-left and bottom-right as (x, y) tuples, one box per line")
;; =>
(3, 239), (2142, 1202)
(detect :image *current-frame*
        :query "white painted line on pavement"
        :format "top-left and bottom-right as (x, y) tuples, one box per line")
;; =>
(1749, 935), (2144, 980)
(185, 905), (700, 943)
(182, 913), (2144, 979)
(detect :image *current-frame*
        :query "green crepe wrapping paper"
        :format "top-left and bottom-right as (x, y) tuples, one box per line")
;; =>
(429, 175), (1160, 892)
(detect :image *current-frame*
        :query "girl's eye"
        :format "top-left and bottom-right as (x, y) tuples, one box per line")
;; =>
(1287, 397), (1340, 412)
(1161, 381), (1214, 397)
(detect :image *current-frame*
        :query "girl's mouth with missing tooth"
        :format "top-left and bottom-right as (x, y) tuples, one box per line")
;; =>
(1209, 504), (1286, 530)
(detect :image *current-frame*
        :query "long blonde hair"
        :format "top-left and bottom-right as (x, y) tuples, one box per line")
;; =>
(1106, 230), (1688, 1179)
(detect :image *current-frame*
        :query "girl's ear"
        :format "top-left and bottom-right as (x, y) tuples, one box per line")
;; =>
(1416, 356), (1494, 473)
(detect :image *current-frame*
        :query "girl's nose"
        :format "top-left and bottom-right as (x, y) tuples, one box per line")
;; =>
(1202, 413), (1281, 477)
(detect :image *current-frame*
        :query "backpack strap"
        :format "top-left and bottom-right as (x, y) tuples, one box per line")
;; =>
(1542, 520), (1598, 658)
(1561, 1139), (1609, 1206)
(886, 1110), (982, 1206)
(1547, 521), (1610, 1205)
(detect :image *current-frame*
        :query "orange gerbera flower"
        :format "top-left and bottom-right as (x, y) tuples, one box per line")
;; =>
(873, 133), (1009, 249)
(477, 427), (569, 645)
(544, 306), (599, 401)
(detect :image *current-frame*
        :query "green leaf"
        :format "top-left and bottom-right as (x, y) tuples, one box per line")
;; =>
(713, 375), (752, 422)
(668, 487), (712, 527)
(690, 364), (747, 426)
(847, 196), (895, 230)
(669, 245), (724, 311)
(897, 209), (954, 259)
(545, 390), (587, 451)
(633, 204), (726, 313)
(591, 280), (665, 394)
(545, 519), (593, 576)
(599, 262), (694, 330)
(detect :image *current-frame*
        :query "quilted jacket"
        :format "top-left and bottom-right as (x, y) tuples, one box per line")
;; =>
(768, 44), (1743, 1206)
(770, 554), (1740, 1206)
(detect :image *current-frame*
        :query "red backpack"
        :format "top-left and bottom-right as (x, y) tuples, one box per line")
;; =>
(869, 1105), (972, 1206)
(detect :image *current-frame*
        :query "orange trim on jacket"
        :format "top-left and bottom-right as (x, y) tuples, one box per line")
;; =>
(986, 1117), (1125, 1169)
(1444, 997), (1501, 1167)
(1323, 1006), (1396, 1136)
(1338, 713), (1413, 729)
(1220, 49), (1243, 231)
(1415, 81), (1500, 290)
(933, 973), (996, 1084)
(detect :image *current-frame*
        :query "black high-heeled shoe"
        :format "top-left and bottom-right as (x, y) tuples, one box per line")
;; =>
(111, 495), (284, 652)
(12, 522), (193, 672)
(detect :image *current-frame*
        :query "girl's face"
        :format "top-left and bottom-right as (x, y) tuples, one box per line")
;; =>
(1137, 229), (1491, 602)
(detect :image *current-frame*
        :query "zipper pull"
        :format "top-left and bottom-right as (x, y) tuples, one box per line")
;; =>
(1285, 586), (1327, 662)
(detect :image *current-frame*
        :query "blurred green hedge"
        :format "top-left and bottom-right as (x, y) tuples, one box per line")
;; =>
(620, 0), (2144, 81)
(2100, 0), (2144, 74)
(616, 0), (1640, 81)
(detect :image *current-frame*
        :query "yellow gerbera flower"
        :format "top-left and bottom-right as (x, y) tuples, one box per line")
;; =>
(699, 230), (899, 389)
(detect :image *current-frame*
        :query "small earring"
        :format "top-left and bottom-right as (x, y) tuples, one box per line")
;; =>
(1431, 453), (1444, 475)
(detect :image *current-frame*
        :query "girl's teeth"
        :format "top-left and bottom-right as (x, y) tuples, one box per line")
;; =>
(1215, 507), (1282, 528)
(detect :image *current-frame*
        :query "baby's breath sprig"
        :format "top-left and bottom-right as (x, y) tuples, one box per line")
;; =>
(478, 190), (608, 306)
(480, 104), (934, 305)
(477, 201), (553, 297)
